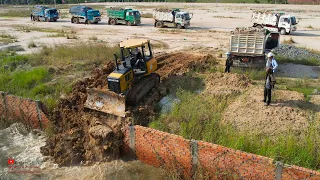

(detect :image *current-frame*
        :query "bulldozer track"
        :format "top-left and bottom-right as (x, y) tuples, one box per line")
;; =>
(126, 73), (160, 106)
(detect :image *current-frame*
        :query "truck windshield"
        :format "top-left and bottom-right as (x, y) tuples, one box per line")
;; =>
(49, 10), (57, 14)
(93, 11), (100, 17)
(133, 11), (140, 17)
(290, 17), (297, 25)
(183, 13), (190, 20)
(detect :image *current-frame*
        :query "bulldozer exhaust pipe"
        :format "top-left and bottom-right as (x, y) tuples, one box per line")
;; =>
(114, 54), (119, 70)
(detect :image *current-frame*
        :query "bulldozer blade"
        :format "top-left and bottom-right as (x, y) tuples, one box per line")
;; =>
(84, 88), (126, 117)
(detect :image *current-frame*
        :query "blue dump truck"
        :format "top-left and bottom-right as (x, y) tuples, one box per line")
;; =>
(69, 6), (101, 24)
(31, 5), (59, 22)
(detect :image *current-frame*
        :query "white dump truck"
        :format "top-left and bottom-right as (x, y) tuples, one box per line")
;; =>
(153, 9), (192, 29)
(229, 27), (280, 68)
(251, 11), (298, 35)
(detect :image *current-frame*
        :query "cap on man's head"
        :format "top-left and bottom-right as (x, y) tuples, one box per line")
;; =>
(267, 52), (274, 58)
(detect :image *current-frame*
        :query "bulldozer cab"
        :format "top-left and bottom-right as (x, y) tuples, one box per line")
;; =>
(120, 39), (154, 77)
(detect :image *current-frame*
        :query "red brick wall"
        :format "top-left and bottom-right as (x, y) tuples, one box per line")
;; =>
(0, 92), (49, 129)
(127, 125), (320, 179)
(134, 125), (193, 177)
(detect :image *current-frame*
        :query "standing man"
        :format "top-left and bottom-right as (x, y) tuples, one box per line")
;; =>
(263, 68), (274, 106)
(266, 52), (278, 73)
(225, 52), (233, 73)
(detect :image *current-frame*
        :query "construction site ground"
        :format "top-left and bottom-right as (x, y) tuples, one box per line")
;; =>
(0, 2), (320, 177)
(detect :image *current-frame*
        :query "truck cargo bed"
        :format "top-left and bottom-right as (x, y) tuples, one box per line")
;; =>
(230, 34), (265, 56)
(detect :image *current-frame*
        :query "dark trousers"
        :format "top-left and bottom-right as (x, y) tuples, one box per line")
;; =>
(263, 87), (272, 105)
(225, 65), (231, 73)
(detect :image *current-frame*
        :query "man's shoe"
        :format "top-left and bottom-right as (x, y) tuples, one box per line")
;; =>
(264, 103), (269, 106)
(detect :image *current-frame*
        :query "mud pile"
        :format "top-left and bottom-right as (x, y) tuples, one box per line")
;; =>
(41, 62), (127, 166)
(203, 72), (252, 96)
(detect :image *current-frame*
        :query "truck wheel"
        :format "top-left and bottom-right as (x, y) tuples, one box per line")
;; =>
(71, 17), (74, 23)
(45, 18), (50, 22)
(110, 19), (116, 25)
(256, 25), (263, 29)
(176, 24), (182, 29)
(94, 22), (98, 24)
(33, 16), (36, 21)
(280, 28), (286, 35)
(37, 16), (40, 21)
(155, 21), (163, 28)
(126, 21), (132, 26)
(54, 19), (57, 22)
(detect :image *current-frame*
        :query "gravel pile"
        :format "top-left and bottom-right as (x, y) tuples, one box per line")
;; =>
(273, 44), (320, 61)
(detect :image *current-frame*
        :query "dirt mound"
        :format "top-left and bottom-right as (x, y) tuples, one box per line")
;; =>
(41, 62), (126, 166)
(156, 52), (216, 78)
(203, 72), (252, 96)
(223, 87), (310, 137)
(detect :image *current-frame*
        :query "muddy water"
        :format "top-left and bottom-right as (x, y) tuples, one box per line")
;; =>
(0, 123), (166, 180)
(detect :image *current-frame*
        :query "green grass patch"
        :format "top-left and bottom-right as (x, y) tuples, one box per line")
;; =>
(0, 43), (119, 112)
(276, 56), (320, 66)
(150, 89), (320, 170)
(232, 67), (266, 80)
(277, 78), (319, 102)
(0, 9), (30, 17)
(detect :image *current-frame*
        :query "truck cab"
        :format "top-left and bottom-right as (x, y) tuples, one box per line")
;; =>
(175, 12), (192, 28)
(44, 8), (59, 22)
(125, 10), (141, 25)
(277, 15), (297, 34)
(87, 10), (101, 24)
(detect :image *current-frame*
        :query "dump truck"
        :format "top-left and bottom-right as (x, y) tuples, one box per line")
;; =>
(107, 8), (141, 26)
(31, 5), (59, 22)
(85, 39), (160, 117)
(69, 6), (101, 24)
(251, 11), (298, 35)
(229, 27), (280, 68)
(153, 9), (192, 29)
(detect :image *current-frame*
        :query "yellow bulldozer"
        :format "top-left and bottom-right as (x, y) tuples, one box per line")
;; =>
(84, 39), (160, 117)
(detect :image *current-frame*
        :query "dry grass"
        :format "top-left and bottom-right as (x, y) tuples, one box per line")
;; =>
(282, 37), (296, 44)
(141, 13), (153, 18)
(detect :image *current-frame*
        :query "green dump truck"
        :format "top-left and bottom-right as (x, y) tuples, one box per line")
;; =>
(106, 7), (141, 26)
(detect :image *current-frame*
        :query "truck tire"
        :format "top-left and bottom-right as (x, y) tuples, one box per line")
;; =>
(256, 25), (263, 29)
(126, 21), (132, 26)
(176, 24), (182, 29)
(94, 22), (98, 24)
(110, 19), (117, 25)
(54, 19), (57, 22)
(280, 28), (286, 35)
(71, 17), (75, 23)
(155, 21), (163, 28)
(33, 16), (36, 21)
(45, 18), (50, 22)
(37, 16), (40, 21)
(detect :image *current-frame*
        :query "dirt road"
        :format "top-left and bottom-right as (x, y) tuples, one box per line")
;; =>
(1, 3), (320, 54)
